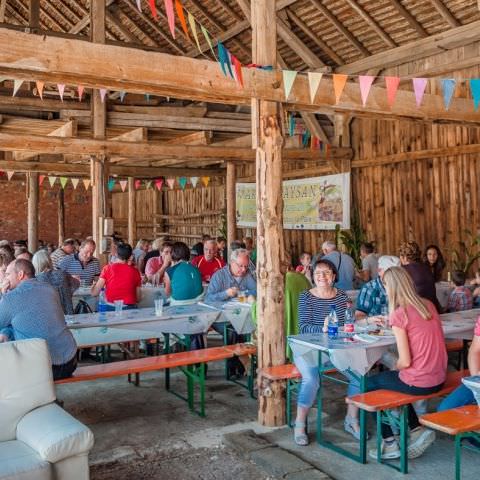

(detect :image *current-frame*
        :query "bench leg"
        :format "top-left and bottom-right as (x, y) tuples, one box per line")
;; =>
(455, 434), (462, 480)
(164, 333), (170, 391)
(399, 405), (409, 474)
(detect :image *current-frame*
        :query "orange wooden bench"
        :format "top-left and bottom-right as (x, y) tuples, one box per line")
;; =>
(347, 369), (470, 474)
(446, 340), (469, 370)
(420, 405), (480, 480)
(56, 343), (257, 417)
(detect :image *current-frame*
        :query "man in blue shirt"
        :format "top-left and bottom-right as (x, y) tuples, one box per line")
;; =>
(317, 241), (355, 291)
(58, 238), (100, 286)
(0, 259), (77, 380)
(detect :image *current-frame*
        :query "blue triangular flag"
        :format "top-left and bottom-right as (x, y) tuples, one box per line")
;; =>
(288, 114), (296, 137)
(302, 130), (311, 148)
(441, 79), (456, 111)
(469, 79), (480, 111)
(108, 178), (116, 191)
(178, 177), (188, 189)
(217, 42), (234, 79)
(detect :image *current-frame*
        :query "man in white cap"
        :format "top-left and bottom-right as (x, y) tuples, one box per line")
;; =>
(355, 255), (401, 321)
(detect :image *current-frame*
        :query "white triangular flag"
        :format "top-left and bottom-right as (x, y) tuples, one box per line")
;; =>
(71, 178), (79, 189)
(282, 70), (298, 100)
(119, 180), (128, 192)
(120, 91), (126, 102)
(307, 72), (323, 103)
(190, 177), (199, 188)
(48, 176), (57, 187)
(136, 0), (142, 12)
(12, 79), (23, 97)
(6, 171), (14, 180)
(57, 84), (65, 101)
(99, 88), (107, 103)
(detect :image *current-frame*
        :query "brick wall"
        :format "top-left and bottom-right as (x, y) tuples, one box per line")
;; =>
(0, 177), (92, 246)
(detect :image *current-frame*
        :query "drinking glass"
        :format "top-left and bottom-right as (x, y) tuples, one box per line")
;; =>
(237, 290), (247, 303)
(114, 299), (124, 316)
(154, 298), (164, 316)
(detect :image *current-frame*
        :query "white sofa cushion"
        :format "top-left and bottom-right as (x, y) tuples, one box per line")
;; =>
(16, 403), (94, 464)
(0, 339), (55, 442)
(0, 440), (51, 480)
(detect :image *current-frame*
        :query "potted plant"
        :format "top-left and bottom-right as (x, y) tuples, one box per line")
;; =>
(449, 229), (480, 275)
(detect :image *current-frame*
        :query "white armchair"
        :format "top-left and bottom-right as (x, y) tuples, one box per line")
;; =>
(0, 338), (94, 480)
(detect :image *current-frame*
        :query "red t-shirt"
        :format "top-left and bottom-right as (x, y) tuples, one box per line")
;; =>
(100, 263), (142, 305)
(389, 300), (447, 388)
(191, 255), (225, 282)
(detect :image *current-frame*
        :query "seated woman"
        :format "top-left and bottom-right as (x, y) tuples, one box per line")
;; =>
(33, 249), (80, 315)
(92, 243), (142, 310)
(293, 258), (350, 445)
(422, 244), (446, 283)
(348, 267), (447, 460)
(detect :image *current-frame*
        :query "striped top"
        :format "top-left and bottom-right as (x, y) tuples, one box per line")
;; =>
(58, 253), (101, 285)
(298, 289), (349, 334)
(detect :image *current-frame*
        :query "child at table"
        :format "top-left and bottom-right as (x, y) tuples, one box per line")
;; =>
(295, 252), (312, 284)
(447, 270), (473, 312)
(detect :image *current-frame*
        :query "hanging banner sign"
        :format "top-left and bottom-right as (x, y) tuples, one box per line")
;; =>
(236, 173), (350, 230)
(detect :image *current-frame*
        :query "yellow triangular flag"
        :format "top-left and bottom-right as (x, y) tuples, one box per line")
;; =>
(282, 70), (298, 100)
(48, 176), (57, 187)
(12, 79), (23, 97)
(6, 171), (14, 181)
(83, 179), (90, 190)
(201, 176), (210, 187)
(36, 81), (45, 100)
(188, 12), (202, 53)
(307, 72), (323, 103)
(333, 74), (348, 104)
(60, 177), (68, 189)
(71, 178), (79, 189)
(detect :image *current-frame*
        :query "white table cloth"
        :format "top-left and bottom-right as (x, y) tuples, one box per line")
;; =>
(199, 301), (256, 335)
(71, 327), (164, 348)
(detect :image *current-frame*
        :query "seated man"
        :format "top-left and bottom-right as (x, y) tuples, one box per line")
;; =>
(0, 259), (77, 380)
(51, 238), (76, 269)
(58, 238), (101, 286)
(191, 239), (225, 283)
(316, 241), (355, 291)
(358, 242), (379, 283)
(145, 241), (173, 285)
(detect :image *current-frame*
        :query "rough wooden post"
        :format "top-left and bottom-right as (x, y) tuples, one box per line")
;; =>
(128, 177), (136, 246)
(29, 0), (40, 31)
(27, 172), (39, 253)
(252, 0), (286, 427)
(226, 161), (237, 246)
(57, 187), (65, 246)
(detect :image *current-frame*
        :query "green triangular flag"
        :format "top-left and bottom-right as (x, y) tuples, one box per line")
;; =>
(60, 177), (68, 189)
(200, 25), (217, 59)
(282, 70), (298, 100)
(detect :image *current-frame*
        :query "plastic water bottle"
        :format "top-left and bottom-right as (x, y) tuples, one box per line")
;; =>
(327, 305), (339, 339)
(98, 288), (107, 321)
(344, 301), (355, 333)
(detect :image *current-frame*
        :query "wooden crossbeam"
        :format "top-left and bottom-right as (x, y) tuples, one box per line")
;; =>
(430, 0), (460, 27)
(0, 29), (478, 123)
(388, 0), (427, 38)
(166, 131), (213, 145)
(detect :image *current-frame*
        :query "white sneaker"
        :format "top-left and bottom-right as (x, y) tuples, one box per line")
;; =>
(369, 439), (401, 460)
(408, 427), (436, 459)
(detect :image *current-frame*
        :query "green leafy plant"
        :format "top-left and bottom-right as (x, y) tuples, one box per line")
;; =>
(449, 229), (480, 274)
(337, 208), (368, 270)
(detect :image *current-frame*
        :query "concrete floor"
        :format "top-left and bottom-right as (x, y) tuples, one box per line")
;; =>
(58, 353), (478, 480)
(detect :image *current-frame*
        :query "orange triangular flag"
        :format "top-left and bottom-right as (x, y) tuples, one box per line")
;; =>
(201, 176), (210, 187)
(175, 0), (190, 41)
(83, 179), (91, 190)
(39, 175), (45, 186)
(77, 85), (84, 102)
(332, 74), (348, 104)
(36, 81), (44, 100)
(385, 76), (401, 107)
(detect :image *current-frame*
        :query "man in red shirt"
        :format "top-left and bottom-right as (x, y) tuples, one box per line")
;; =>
(191, 239), (225, 283)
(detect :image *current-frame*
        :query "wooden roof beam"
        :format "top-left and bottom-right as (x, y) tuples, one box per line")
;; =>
(430, 0), (460, 28)
(166, 131), (213, 145)
(0, 0), (7, 23)
(111, 127), (147, 142)
(387, 0), (427, 38)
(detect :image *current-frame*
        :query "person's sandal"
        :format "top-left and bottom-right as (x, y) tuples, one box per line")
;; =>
(293, 422), (309, 446)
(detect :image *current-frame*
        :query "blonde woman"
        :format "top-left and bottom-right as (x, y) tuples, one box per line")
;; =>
(349, 266), (447, 460)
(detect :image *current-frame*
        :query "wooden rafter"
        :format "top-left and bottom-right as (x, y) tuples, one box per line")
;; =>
(430, 0), (460, 27)
(0, 0), (7, 23)
(387, 0), (427, 38)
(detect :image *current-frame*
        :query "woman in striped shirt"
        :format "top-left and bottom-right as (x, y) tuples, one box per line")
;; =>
(293, 258), (350, 446)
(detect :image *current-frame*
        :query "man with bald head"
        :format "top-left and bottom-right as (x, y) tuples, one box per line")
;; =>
(191, 238), (225, 283)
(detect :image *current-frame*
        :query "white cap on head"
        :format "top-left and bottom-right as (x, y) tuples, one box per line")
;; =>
(378, 255), (401, 271)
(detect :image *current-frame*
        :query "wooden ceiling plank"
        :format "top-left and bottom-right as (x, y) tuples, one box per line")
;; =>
(111, 127), (147, 141)
(0, 0), (7, 23)
(309, 0), (369, 56)
(430, 0), (460, 28)
(387, 0), (427, 38)
(216, 0), (243, 22)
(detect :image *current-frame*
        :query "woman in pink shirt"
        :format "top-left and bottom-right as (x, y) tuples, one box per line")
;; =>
(352, 266), (447, 461)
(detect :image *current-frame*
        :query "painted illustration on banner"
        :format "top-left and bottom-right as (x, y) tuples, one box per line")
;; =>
(236, 173), (350, 230)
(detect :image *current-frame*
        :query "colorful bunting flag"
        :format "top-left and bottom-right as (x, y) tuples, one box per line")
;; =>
(149, 0), (159, 20)
(385, 76), (400, 107)
(145, 180), (153, 190)
(412, 78), (427, 108)
(282, 70), (298, 100)
(134, 179), (141, 189)
(217, 41), (234, 79)
(441, 78), (456, 111)
(57, 84), (65, 101)
(165, 0), (176, 38)
(107, 178), (116, 191)
(136, 0), (142, 12)
(359, 75), (375, 107)
(201, 176), (210, 188)
(190, 176), (199, 188)
(469, 79), (480, 111)
(231, 55), (244, 87)
(178, 177), (187, 189)
(39, 175), (45, 186)
(145, 93), (151, 102)
(6, 171), (14, 181)
(332, 74), (348, 104)
(83, 179), (91, 190)
(307, 72), (323, 103)
(119, 180), (128, 192)
(48, 176), (56, 187)
(99, 88), (107, 103)
(36, 81), (44, 100)
(188, 12), (202, 53)
(200, 25), (216, 59)
(77, 85), (84, 102)
(166, 178), (175, 189)
(120, 91), (127, 103)
(155, 178), (164, 191)
(60, 177), (68, 189)
(175, 0), (190, 42)
(288, 114), (296, 137)
(12, 79), (23, 97)
(71, 178), (79, 189)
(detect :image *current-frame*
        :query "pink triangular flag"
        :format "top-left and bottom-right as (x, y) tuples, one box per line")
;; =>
(57, 84), (65, 101)
(155, 178), (164, 191)
(36, 81), (44, 100)
(201, 176), (210, 187)
(48, 176), (57, 187)
(39, 175), (45, 186)
(134, 179), (141, 189)
(119, 180), (128, 192)
(412, 78), (428, 108)
(99, 88), (107, 103)
(332, 74), (348, 104)
(164, 0), (175, 38)
(71, 178), (79, 189)
(385, 76), (401, 107)
(166, 178), (175, 189)
(136, 0), (142, 12)
(6, 171), (14, 181)
(359, 75), (375, 107)
(83, 179), (91, 190)
(190, 176), (199, 188)
(12, 79), (23, 97)
(77, 85), (84, 102)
